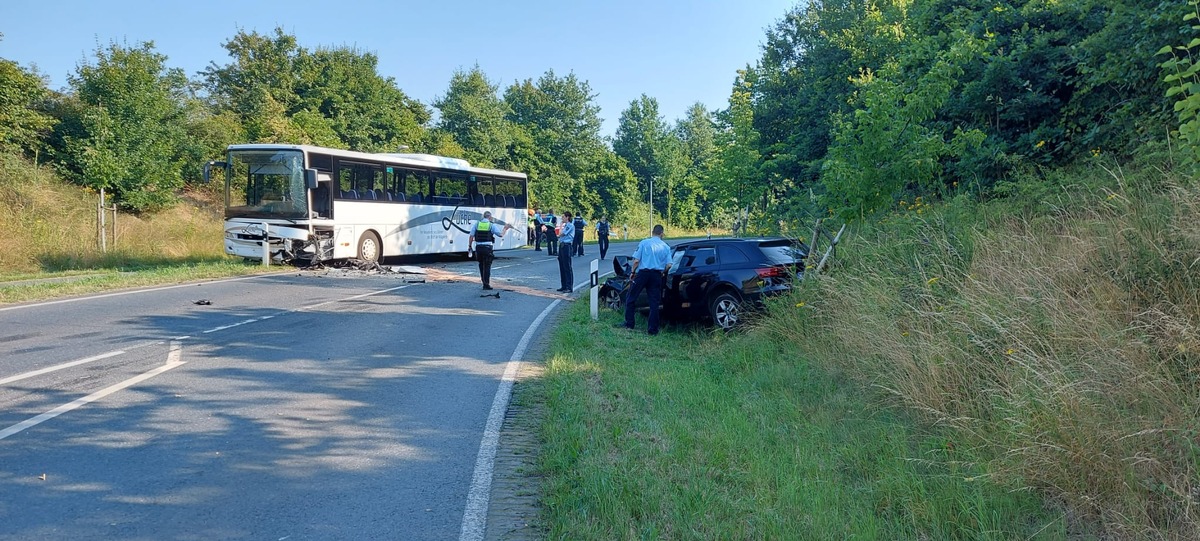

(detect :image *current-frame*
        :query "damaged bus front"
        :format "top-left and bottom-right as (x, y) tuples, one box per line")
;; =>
(205, 146), (328, 264)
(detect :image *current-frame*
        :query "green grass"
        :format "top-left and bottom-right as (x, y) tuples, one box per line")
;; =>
(0, 259), (282, 305)
(532, 304), (1067, 540)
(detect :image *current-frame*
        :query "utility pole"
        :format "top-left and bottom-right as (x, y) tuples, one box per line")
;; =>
(648, 175), (655, 234)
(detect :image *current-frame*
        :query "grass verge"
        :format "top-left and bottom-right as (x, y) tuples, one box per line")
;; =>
(0, 259), (282, 305)
(533, 301), (1067, 539)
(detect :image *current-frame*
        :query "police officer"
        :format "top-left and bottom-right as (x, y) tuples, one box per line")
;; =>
(527, 211), (535, 246)
(542, 209), (559, 256)
(620, 224), (672, 335)
(572, 212), (587, 257)
(467, 210), (513, 290)
(532, 207), (544, 251)
(556, 211), (576, 292)
(595, 216), (611, 260)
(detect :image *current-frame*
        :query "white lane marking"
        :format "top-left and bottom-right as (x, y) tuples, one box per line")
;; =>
(297, 284), (414, 312)
(166, 340), (182, 364)
(202, 317), (266, 334)
(460, 299), (560, 541)
(0, 274), (272, 312)
(0, 341), (186, 441)
(0, 350), (126, 386)
(2, 285), (415, 385)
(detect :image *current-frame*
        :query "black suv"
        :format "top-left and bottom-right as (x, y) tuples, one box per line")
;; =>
(600, 237), (809, 330)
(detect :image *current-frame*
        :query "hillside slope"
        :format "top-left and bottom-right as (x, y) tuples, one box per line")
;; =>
(0, 151), (225, 275)
(765, 150), (1199, 537)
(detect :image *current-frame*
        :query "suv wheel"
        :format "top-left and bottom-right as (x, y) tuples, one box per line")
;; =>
(709, 291), (742, 330)
(601, 287), (623, 309)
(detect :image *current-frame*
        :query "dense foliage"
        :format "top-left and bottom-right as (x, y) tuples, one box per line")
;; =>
(748, 0), (1189, 222)
(0, 2), (1194, 223)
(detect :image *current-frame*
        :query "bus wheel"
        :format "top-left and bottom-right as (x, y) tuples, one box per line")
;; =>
(357, 231), (381, 263)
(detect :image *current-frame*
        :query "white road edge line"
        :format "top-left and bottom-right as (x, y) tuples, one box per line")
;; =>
(0, 350), (126, 386)
(459, 298), (561, 541)
(0, 341), (186, 441)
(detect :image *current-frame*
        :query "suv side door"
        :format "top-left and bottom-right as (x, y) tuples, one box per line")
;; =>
(668, 245), (719, 318)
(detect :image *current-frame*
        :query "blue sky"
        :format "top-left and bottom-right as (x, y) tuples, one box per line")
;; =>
(1, 0), (795, 138)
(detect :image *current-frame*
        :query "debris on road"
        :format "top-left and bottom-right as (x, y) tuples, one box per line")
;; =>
(297, 259), (429, 282)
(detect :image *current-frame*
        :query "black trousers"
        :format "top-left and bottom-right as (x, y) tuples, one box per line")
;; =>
(476, 245), (494, 287)
(557, 248), (574, 291)
(573, 236), (584, 256)
(624, 269), (664, 334)
(546, 234), (558, 255)
(598, 234), (609, 259)
(534, 227), (544, 250)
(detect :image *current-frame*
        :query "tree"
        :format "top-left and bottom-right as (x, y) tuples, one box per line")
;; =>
(434, 65), (511, 167)
(295, 46), (429, 152)
(672, 103), (717, 228)
(60, 40), (191, 212)
(821, 32), (987, 220)
(752, 0), (865, 189)
(201, 28), (304, 143)
(0, 55), (57, 157)
(202, 28), (429, 151)
(612, 95), (687, 225)
(712, 70), (764, 230)
(503, 70), (609, 214)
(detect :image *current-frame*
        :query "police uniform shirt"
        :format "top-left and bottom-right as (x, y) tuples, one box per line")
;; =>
(558, 220), (575, 245)
(631, 235), (671, 271)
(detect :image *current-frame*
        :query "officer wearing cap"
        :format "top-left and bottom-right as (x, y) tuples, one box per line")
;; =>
(467, 210), (513, 290)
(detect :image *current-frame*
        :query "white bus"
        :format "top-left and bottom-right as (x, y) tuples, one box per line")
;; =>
(204, 144), (529, 265)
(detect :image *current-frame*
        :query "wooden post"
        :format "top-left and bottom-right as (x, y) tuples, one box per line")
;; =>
(811, 224), (845, 277)
(98, 188), (107, 253)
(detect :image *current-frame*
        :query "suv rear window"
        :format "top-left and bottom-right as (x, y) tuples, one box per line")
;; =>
(758, 241), (806, 264)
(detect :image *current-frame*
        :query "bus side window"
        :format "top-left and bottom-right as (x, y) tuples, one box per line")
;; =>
(475, 176), (494, 208)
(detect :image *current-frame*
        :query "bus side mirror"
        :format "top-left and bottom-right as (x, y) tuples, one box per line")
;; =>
(203, 161), (227, 184)
(305, 168), (319, 189)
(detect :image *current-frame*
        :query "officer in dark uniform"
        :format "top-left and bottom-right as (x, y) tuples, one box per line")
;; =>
(572, 213), (586, 257)
(532, 207), (544, 251)
(467, 210), (513, 290)
(543, 209), (559, 256)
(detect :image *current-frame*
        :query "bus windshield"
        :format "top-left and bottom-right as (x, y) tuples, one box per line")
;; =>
(226, 150), (309, 220)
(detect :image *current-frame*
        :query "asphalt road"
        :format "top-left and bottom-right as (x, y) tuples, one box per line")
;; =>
(0, 241), (634, 540)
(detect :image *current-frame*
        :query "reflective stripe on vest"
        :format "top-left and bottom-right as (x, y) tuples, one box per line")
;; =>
(475, 220), (495, 243)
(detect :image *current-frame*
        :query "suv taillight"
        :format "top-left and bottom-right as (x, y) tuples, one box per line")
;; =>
(755, 266), (787, 278)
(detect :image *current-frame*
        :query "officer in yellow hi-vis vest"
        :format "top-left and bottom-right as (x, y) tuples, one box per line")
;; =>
(467, 210), (513, 290)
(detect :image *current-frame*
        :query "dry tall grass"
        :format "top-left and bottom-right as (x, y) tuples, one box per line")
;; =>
(0, 152), (225, 274)
(763, 157), (1199, 538)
